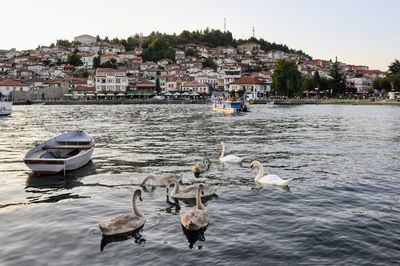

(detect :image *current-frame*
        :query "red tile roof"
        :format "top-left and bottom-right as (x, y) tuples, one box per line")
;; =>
(182, 82), (207, 87)
(230, 76), (265, 85)
(137, 78), (155, 85)
(0, 79), (27, 87)
(96, 68), (125, 73)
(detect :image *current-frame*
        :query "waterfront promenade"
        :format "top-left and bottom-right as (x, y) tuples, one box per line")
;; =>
(13, 98), (400, 106)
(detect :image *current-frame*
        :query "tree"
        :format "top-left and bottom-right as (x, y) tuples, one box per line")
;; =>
(56, 39), (72, 47)
(100, 58), (117, 69)
(124, 37), (139, 51)
(93, 56), (101, 68)
(313, 70), (321, 89)
(329, 58), (346, 96)
(67, 52), (82, 66)
(142, 36), (175, 62)
(388, 59), (400, 75)
(272, 59), (302, 97)
(203, 57), (217, 70)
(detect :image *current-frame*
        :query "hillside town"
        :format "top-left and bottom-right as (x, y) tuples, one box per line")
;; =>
(0, 33), (388, 102)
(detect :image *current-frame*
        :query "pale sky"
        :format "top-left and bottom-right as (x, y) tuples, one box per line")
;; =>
(1, 0), (399, 70)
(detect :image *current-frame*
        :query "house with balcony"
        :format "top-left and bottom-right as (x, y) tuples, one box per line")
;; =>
(95, 68), (128, 92)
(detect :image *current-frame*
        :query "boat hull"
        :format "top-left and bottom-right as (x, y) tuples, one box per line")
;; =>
(24, 130), (94, 176)
(0, 101), (12, 116)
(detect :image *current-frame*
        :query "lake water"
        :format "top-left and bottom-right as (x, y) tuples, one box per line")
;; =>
(0, 104), (399, 265)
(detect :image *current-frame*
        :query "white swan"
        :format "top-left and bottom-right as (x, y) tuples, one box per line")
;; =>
(250, 160), (292, 186)
(99, 188), (145, 236)
(169, 179), (216, 199)
(191, 157), (211, 174)
(181, 184), (209, 231)
(140, 173), (183, 187)
(219, 142), (243, 163)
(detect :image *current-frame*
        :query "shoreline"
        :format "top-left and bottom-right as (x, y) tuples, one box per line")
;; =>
(12, 99), (400, 106)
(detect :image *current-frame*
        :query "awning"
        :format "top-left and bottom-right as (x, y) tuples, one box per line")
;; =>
(106, 93), (115, 96)
(64, 93), (73, 97)
(127, 91), (141, 96)
(116, 93), (126, 96)
(173, 92), (181, 96)
(164, 92), (173, 96)
(181, 92), (190, 96)
(96, 93), (106, 96)
(76, 93), (85, 97)
(85, 93), (95, 96)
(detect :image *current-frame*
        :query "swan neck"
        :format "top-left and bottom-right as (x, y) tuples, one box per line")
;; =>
(220, 143), (225, 159)
(141, 175), (155, 186)
(255, 162), (265, 181)
(170, 180), (179, 195)
(196, 186), (205, 210)
(132, 193), (143, 217)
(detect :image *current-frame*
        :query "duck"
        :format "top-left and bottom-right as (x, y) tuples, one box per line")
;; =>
(180, 184), (209, 231)
(191, 157), (211, 175)
(219, 142), (243, 163)
(250, 160), (293, 186)
(99, 188), (145, 236)
(168, 179), (216, 200)
(140, 173), (183, 187)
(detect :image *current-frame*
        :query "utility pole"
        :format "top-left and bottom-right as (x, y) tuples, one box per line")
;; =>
(224, 18), (226, 32)
(252, 26), (255, 38)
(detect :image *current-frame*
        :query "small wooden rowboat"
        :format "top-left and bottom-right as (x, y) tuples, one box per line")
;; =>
(24, 130), (94, 175)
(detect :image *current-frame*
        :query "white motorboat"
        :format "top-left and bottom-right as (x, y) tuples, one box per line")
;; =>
(24, 130), (95, 176)
(0, 101), (12, 116)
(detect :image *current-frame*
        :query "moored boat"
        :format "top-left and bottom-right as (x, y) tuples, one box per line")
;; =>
(24, 130), (95, 176)
(0, 101), (12, 116)
(210, 99), (248, 114)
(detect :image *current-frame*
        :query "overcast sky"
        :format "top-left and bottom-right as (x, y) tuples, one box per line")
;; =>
(2, 0), (399, 70)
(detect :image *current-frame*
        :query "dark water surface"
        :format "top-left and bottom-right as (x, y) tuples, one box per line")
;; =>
(0, 104), (399, 265)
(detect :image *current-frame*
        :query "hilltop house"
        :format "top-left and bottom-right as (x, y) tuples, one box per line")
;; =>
(74, 34), (96, 44)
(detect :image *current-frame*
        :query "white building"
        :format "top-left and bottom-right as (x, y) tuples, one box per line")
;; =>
(229, 76), (271, 100)
(181, 82), (209, 94)
(218, 67), (241, 90)
(74, 34), (96, 44)
(95, 68), (128, 92)
(237, 42), (260, 54)
(0, 79), (30, 96)
(193, 72), (218, 88)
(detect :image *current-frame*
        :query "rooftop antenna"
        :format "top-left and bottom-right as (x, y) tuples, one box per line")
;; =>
(252, 26), (255, 38)
(224, 18), (226, 32)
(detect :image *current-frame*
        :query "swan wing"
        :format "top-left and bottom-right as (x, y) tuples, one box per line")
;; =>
(259, 175), (292, 186)
(221, 155), (243, 163)
(100, 214), (145, 235)
(181, 209), (209, 230)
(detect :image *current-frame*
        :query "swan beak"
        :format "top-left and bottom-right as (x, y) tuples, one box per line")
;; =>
(249, 165), (254, 172)
(139, 196), (143, 202)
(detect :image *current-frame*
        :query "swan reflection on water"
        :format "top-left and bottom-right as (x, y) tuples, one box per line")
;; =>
(100, 226), (145, 252)
(181, 225), (207, 249)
